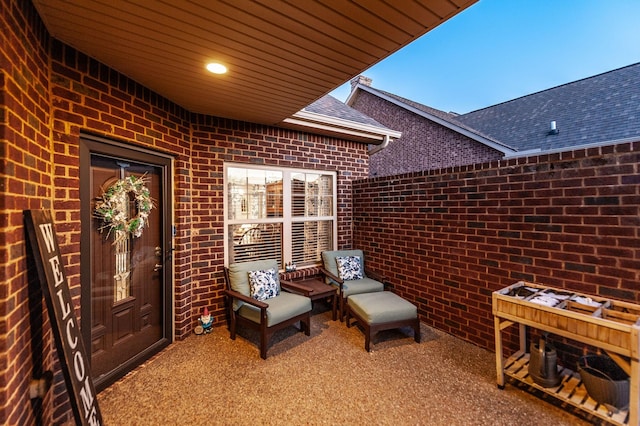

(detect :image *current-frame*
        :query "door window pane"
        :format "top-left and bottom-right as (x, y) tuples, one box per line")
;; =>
(114, 234), (131, 302)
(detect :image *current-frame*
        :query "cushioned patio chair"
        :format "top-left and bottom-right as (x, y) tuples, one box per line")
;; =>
(321, 250), (386, 321)
(224, 259), (312, 359)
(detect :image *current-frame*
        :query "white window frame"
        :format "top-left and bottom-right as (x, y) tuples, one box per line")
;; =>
(223, 162), (337, 267)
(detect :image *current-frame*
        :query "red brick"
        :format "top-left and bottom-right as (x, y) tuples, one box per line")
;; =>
(353, 141), (640, 352)
(5, 2), (640, 424)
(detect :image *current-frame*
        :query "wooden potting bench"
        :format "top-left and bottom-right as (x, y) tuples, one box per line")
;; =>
(493, 281), (640, 425)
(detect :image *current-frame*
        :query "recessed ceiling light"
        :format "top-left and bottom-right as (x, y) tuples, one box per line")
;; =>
(206, 63), (227, 74)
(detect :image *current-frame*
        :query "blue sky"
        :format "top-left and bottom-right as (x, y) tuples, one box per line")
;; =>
(330, 0), (640, 114)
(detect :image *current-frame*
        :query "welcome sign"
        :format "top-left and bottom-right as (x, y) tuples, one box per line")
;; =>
(24, 210), (102, 426)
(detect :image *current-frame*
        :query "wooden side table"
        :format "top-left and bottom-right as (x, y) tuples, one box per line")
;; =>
(295, 277), (337, 321)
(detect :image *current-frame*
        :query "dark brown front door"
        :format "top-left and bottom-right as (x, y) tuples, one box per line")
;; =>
(80, 135), (172, 391)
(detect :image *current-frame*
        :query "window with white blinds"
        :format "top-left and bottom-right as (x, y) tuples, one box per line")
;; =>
(225, 164), (336, 268)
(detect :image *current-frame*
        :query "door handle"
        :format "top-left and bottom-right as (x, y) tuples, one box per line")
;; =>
(154, 263), (163, 272)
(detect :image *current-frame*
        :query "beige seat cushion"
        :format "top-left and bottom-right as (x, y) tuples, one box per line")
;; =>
(237, 292), (312, 327)
(348, 292), (417, 325)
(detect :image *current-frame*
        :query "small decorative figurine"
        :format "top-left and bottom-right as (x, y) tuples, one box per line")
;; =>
(285, 261), (297, 272)
(199, 307), (213, 334)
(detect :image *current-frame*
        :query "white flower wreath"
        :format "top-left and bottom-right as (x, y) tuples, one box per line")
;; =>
(94, 175), (154, 241)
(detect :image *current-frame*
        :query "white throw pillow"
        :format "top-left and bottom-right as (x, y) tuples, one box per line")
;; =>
(336, 256), (363, 280)
(248, 268), (280, 301)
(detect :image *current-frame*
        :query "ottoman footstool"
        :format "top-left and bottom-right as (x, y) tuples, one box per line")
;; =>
(346, 292), (421, 352)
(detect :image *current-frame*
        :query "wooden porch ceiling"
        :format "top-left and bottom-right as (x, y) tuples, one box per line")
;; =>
(32, 0), (476, 125)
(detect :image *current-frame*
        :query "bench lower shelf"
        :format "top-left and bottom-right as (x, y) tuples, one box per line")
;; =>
(504, 351), (629, 425)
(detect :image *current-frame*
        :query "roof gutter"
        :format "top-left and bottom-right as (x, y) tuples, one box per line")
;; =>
(282, 110), (401, 144)
(368, 134), (391, 155)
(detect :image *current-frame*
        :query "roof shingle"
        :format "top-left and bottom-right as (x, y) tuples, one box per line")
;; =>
(304, 94), (389, 129)
(455, 62), (640, 152)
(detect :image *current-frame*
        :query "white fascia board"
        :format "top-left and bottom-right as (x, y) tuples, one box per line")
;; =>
(503, 136), (640, 159)
(345, 88), (358, 105)
(350, 85), (517, 156)
(502, 148), (541, 159)
(283, 110), (401, 142)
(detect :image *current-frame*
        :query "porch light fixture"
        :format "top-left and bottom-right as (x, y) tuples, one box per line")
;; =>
(206, 62), (227, 74)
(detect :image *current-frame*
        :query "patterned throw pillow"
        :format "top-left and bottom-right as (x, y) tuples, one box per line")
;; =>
(248, 268), (280, 301)
(336, 256), (363, 281)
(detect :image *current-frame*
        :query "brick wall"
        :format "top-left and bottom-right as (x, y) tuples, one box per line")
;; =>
(47, 38), (195, 423)
(349, 90), (503, 177)
(1, 1), (54, 424)
(353, 142), (640, 358)
(189, 117), (368, 322)
(1, 1), (370, 423)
